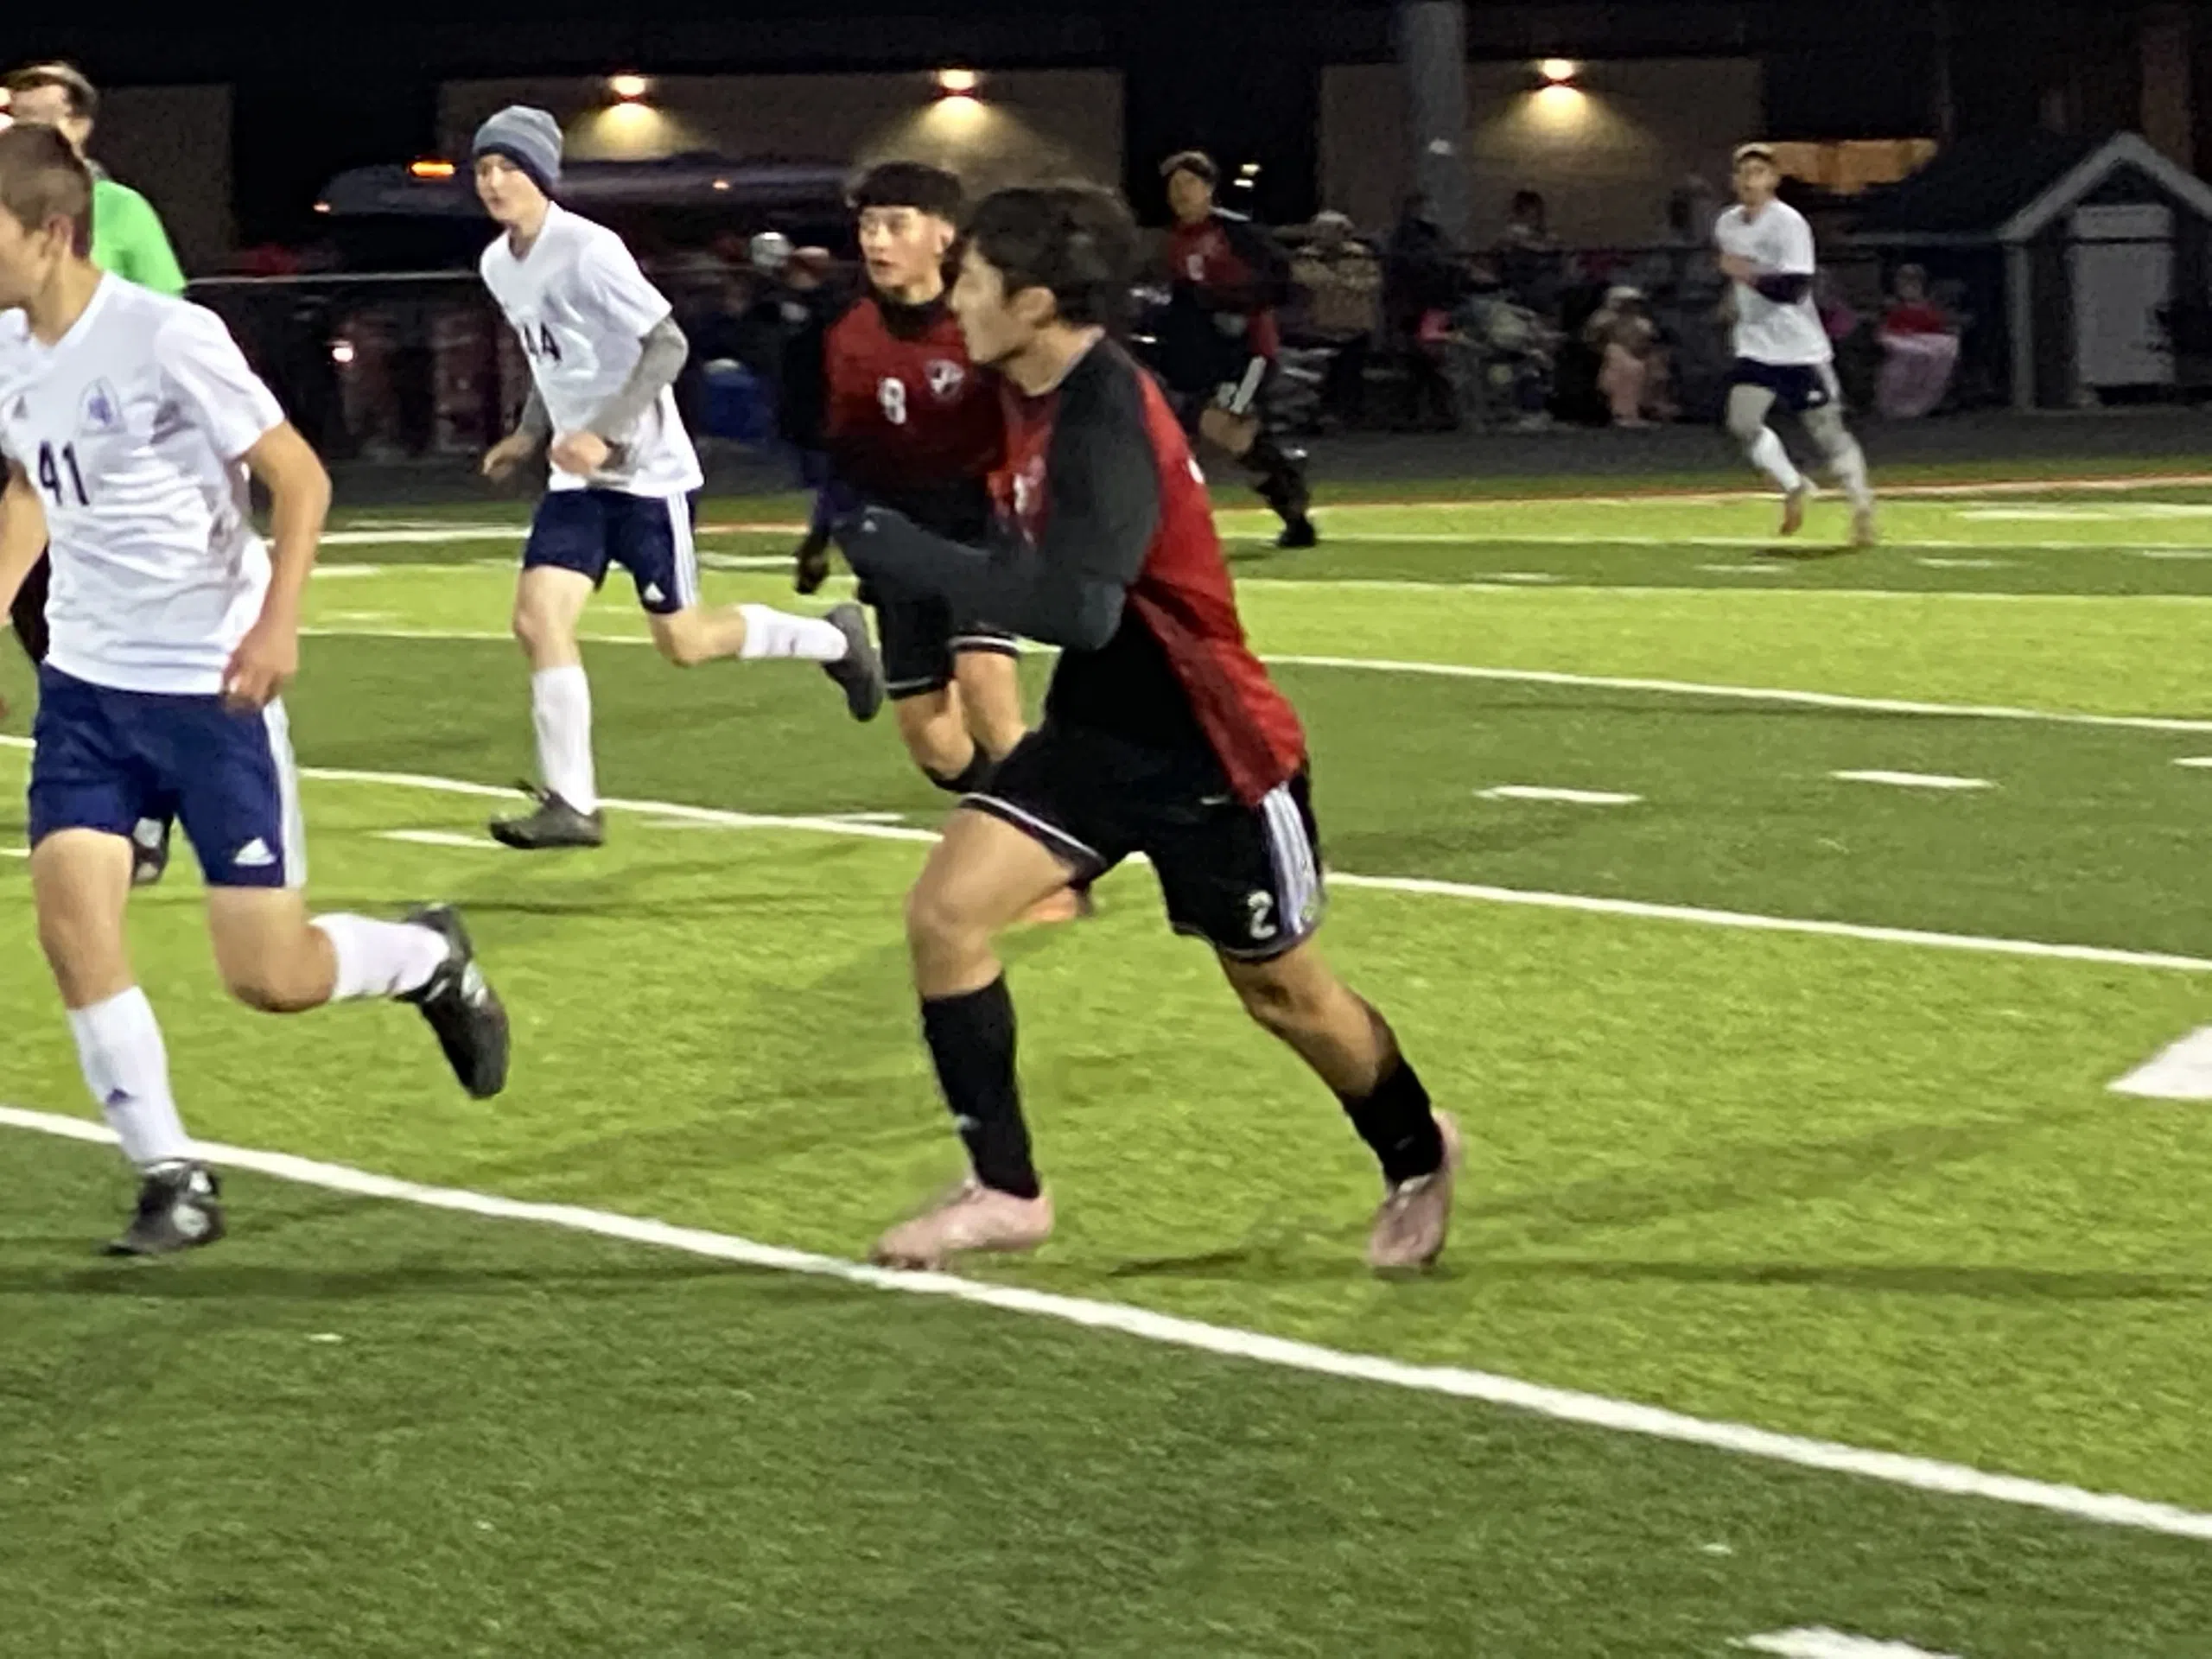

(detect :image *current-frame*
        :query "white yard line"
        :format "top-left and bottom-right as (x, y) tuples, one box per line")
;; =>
(3, 738), (2196, 976)
(376, 830), (495, 850)
(1261, 655), (2212, 734)
(1479, 785), (1643, 805)
(3, 1097), (2209, 1548)
(1831, 772), (1993, 791)
(1737, 1632), (1964, 1659)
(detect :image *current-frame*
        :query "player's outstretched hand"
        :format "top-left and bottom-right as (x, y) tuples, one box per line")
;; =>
(481, 432), (537, 483)
(548, 431), (612, 479)
(222, 617), (299, 710)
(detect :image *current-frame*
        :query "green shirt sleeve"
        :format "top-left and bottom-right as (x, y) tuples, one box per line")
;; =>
(91, 179), (188, 297)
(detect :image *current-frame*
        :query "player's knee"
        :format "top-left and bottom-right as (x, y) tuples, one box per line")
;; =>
(221, 961), (315, 1015)
(652, 625), (710, 668)
(1726, 407), (1766, 448)
(512, 602), (555, 655)
(1232, 964), (1315, 1037)
(1806, 409), (1853, 457)
(905, 876), (991, 959)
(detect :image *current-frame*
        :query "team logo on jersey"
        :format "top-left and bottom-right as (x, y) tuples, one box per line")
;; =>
(1010, 457), (1046, 524)
(79, 380), (122, 435)
(925, 359), (965, 401)
(877, 376), (911, 425)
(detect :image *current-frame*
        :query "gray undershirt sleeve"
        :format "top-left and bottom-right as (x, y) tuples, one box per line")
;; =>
(515, 385), (551, 442)
(586, 314), (690, 442)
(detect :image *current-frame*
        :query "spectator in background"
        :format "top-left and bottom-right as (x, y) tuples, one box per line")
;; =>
(1876, 264), (1961, 420)
(1584, 285), (1671, 428)
(1496, 188), (1563, 316)
(1384, 195), (1462, 430)
(1288, 210), (1382, 429)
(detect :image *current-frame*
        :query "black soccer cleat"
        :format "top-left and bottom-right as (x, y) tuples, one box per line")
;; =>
(399, 903), (512, 1100)
(792, 524), (835, 595)
(107, 1161), (225, 1257)
(821, 601), (887, 723)
(130, 816), (173, 888)
(488, 785), (606, 850)
(1275, 514), (1320, 550)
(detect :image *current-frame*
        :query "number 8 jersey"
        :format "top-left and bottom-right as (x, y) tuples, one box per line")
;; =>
(0, 276), (283, 695)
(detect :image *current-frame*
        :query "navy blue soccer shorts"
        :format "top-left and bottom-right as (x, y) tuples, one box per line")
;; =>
(522, 488), (701, 616)
(1728, 358), (1842, 416)
(29, 665), (304, 888)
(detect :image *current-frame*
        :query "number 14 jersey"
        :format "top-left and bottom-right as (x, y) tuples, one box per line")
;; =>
(0, 276), (283, 695)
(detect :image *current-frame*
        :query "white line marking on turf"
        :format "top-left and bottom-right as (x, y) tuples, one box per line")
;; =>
(377, 830), (494, 850)
(3, 1101), (2209, 1548)
(1262, 656), (2212, 735)
(1737, 1631), (1963, 1659)
(1831, 771), (1993, 791)
(1479, 785), (1643, 805)
(2107, 1027), (2212, 1101)
(0, 737), (2201, 973)
(1914, 557), (2006, 569)
(2172, 757), (2212, 768)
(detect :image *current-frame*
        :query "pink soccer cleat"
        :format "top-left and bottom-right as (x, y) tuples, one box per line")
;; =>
(1366, 1112), (1463, 1274)
(872, 1179), (1055, 1271)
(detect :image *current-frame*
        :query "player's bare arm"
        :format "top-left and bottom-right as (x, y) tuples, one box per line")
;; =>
(223, 420), (328, 710)
(0, 457), (48, 614)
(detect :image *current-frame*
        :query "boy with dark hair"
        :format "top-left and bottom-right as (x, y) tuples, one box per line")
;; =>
(832, 183), (1454, 1273)
(1155, 151), (1318, 549)
(791, 160), (1030, 794)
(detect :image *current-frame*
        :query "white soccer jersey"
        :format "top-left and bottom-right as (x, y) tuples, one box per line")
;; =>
(480, 203), (703, 498)
(0, 277), (283, 696)
(1714, 200), (1832, 367)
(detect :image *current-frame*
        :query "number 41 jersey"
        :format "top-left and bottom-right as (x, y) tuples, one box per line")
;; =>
(0, 276), (283, 696)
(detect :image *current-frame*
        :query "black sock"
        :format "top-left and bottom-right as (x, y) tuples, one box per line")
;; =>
(1247, 436), (1311, 524)
(1340, 1053), (1443, 1185)
(919, 976), (1039, 1198)
(923, 745), (998, 796)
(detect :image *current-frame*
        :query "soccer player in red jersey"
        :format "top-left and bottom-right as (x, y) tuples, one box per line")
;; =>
(834, 185), (1456, 1274)
(793, 162), (1027, 795)
(1155, 150), (1318, 550)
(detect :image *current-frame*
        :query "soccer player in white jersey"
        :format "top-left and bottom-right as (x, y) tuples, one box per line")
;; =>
(470, 106), (885, 850)
(0, 126), (511, 1255)
(1714, 143), (1877, 547)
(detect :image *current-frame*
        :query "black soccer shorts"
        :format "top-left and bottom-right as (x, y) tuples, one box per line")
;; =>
(966, 720), (1324, 960)
(873, 591), (1019, 702)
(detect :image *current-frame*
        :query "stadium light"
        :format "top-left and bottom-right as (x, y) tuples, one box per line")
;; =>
(1539, 58), (1580, 84)
(408, 159), (456, 180)
(609, 73), (651, 102)
(936, 67), (981, 97)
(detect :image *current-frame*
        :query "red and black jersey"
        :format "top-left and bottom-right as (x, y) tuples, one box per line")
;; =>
(1163, 211), (1289, 362)
(820, 291), (1001, 539)
(993, 342), (1306, 804)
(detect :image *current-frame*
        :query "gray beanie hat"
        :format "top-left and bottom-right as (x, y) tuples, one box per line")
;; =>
(472, 105), (563, 198)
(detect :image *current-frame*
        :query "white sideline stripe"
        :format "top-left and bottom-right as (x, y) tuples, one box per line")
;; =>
(1737, 1631), (1963, 1659)
(2173, 757), (2212, 768)
(276, 626), (2212, 734)
(1261, 655), (2212, 734)
(1322, 873), (2212, 974)
(3, 1099), (2209, 1548)
(0, 737), (2202, 974)
(1831, 771), (1993, 791)
(377, 830), (495, 850)
(1479, 785), (1643, 805)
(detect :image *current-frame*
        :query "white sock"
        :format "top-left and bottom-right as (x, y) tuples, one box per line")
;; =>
(1747, 428), (1805, 493)
(737, 604), (850, 663)
(313, 914), (449, 1001)
(1827, 434), (1875, 510)
(531, 665), (598, 813)
(67, 987), (194, 1168)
